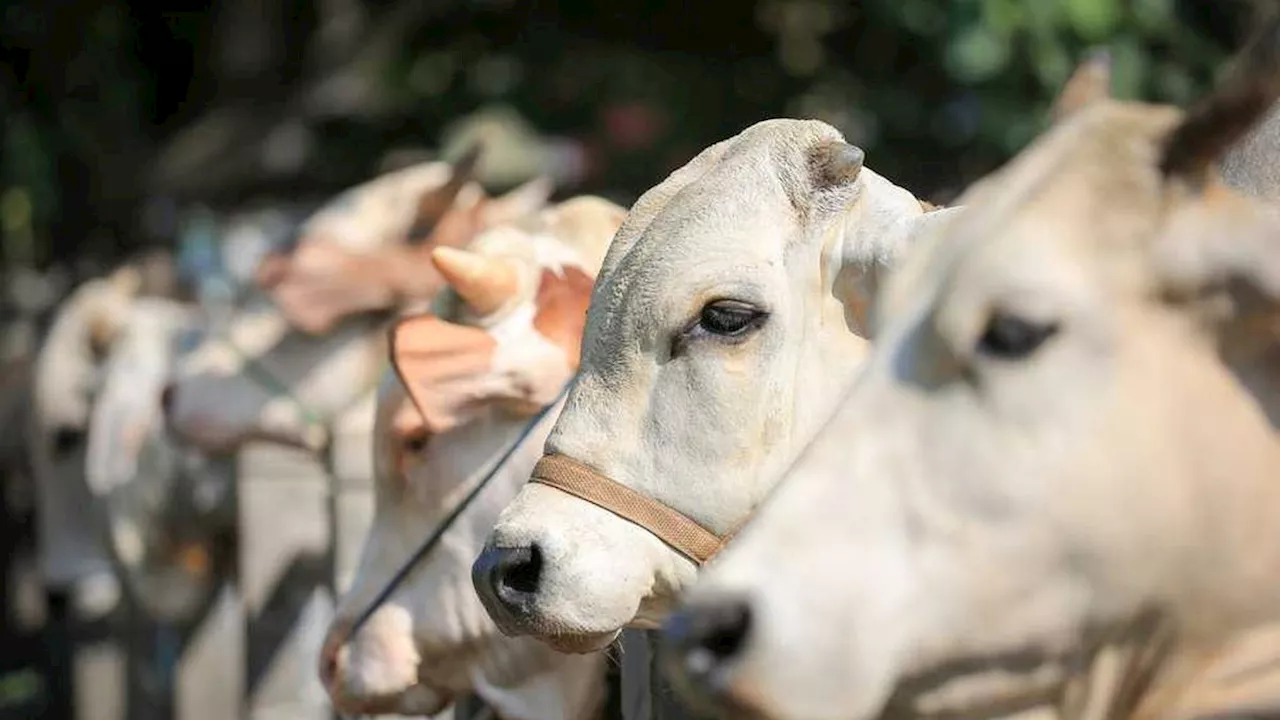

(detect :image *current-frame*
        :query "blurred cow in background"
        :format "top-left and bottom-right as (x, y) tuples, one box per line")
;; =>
(28, 251), (184, 620)
(321, 196), (626, 719)
(163, 148), (551, 455)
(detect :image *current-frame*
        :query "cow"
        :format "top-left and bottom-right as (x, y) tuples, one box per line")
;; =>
(660, 24), (1280, 720)
(28, 253), (180, 619)
(83, 295), (228, 623)
(468, 113), (965, 652)
(319, 196), (627, 719)
(253, 149), (554, 336)
(163, 153), (549, 453)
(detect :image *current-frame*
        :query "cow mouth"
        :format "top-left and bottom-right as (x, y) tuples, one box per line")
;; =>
(327, 671), (454, 717)
(666, 670), (782, 720)
(540, 628), (621, 655)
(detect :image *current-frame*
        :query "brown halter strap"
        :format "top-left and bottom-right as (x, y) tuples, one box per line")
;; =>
(529, 453), (745, 565)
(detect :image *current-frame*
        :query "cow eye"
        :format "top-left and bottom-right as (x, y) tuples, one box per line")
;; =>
(698, 300), (766, 337)
(977, 312), (1059, 359)
(402, 429), (430, 454)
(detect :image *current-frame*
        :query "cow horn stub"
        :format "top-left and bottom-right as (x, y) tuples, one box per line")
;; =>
(1052, 47), (1112, 122)
(810, 140), (865, 189)
(408, 140), (488, 245)
(449, 140), (485, 184)
(430, 246), (520, 317)
(1160, 7), (1280, 182)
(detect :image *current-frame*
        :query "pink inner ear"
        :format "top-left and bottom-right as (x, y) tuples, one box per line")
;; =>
(531, 266), (596, 369)
(390, 314), (499, 435)
(264, 241), (418, 334)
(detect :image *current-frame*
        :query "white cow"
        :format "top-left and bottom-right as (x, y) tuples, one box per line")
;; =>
(320, 197), (626, 719)
(254, 151), (553, 336)
(28, 257), (173, 618)
(471, 117), (958, 651)
(164, 155), (548, 452)
(664, 30), (1280, 720)
(84, 296), (228, 623)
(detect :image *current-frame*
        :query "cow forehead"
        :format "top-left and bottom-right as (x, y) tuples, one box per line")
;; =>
(586, 179), (799, 335)
(883, 103), (1180, 325)
(595, 119), (847, 289)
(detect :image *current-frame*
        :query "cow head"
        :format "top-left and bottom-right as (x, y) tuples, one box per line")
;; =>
(665, 34), (1280, 720)
(472, 118), (949, 651)
(162, 302), (389, 454)
(164, 157), (554, 454)
(320, 197), (624, 717)
(255, 147), (555, 337)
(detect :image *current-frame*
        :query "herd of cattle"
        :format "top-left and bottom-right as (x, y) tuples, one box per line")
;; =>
(8, 20), (1280, 720)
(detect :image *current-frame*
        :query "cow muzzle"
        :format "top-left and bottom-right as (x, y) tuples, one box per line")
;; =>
(471, 542), (544, 633)
(319, 613), (452, 717)
(660, 593), (755, 707)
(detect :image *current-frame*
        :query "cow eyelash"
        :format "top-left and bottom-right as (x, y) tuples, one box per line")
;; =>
(976, 311), (1060, 360)
(672, 299), (769, 357)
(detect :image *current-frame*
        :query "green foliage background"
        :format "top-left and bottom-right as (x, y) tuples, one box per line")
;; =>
(0, 0), (1253, 270)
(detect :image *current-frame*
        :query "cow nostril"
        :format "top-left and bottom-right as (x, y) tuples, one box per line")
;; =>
(699, 601), (751, 660)
(318, 629), (346, 689)
(663, 596), (754, 681)
(160, 384), (176, 416)
(498, 543), (542, 597)
(320, 649), (337, 687)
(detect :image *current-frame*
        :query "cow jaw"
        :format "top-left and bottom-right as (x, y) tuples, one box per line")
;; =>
(476, 119), (928, 645)
(477, 481), (697, 651)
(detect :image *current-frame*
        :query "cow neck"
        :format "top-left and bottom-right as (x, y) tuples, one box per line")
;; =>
(212, 327), (387, 460)
(881, 609), (1176, 720)
(886, 612), (1280, 720)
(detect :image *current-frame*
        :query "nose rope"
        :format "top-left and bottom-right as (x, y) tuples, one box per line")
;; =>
(345, 384), (570, 638)
(216, 335), (331, 438)
(528, 454), (749, 565)
(214, 333), (386, 452)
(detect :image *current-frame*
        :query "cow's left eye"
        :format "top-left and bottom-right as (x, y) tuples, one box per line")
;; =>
(698, 300), (767, 337)
(977, 311), (1059, 359)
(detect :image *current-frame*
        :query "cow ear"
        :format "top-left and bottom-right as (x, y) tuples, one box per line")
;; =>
(415, 192), (491, 254)
(1051, 48), (1112, 122)
(1159, 10), (1280, 185)
(108, 265), (144, 298)
(407, 142), (486, 244)
(482, 176), (555, 227)
(1151, 9), (1280, 364)
(254, 250), (291, 289)
(809, 140), (864, 191)
(389, 313), (499, 436)
(1155, 183), (1280, 324)
(1153, 183), (1280, 419)
(531, 266), (595, 371)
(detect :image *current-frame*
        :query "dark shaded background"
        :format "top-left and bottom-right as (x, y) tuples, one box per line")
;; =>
(0, 0), (1256, 277)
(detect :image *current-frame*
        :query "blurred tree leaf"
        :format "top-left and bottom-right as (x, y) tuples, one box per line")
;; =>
(1066, 0), (1121, 41)
(1133, 0), (1176, 34)
(947, 23), (1012, 82)
(981, 0), (1024, 39)
(1109, 35), (1148, 99)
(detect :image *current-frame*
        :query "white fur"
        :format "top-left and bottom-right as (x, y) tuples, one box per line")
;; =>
(680, 101), (1280, 720)
(480, 119), (943, 646)
(324, 199), (623, 718)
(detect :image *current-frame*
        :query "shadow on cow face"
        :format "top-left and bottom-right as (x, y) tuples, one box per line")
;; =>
(667, 33), (1280, 720)
(474, 119), (933, 651)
